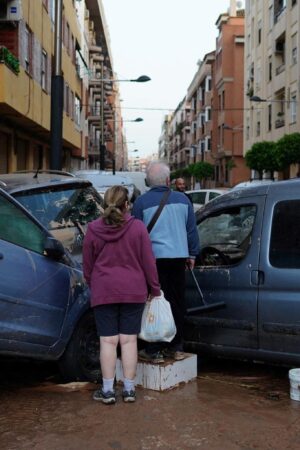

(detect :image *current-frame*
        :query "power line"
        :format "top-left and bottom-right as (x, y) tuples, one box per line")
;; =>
(79, 104), (263, 112)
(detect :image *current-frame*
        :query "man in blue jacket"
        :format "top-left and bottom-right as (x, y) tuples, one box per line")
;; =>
(132, 161), (200, 363)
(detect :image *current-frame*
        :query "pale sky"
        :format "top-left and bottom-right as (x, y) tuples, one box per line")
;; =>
(101, 0), (232, 158)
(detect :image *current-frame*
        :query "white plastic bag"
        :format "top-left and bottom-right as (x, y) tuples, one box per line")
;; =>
(138, 291), (177, 342)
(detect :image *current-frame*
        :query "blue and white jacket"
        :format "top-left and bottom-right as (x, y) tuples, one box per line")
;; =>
(131, 186), (200, 259)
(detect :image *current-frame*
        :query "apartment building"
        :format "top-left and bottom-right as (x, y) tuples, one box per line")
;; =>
(0, 0), (118, 174)
(0, 0), (84, 172)
(158, 114), (171, 161)
(168, 97), (191, 172)
(244, 0), (299, 178)
(212, 3), (250, 187)
(186, 52), (215, 172)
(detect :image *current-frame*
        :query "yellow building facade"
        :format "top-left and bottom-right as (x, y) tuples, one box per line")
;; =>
(0, 0), (83, 173)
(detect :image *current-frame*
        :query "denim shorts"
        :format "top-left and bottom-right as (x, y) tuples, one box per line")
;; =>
(93, 303), (145, 337)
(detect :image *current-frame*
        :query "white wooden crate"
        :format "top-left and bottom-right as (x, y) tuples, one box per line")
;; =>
(116, 353), (197, 391)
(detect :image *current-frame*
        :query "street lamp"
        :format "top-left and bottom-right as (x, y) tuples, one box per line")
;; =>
(250, 96), (291, 103)
(112, 116), (143, 174)
(98, 75), (151, 83)
(100, 76), (150, 170)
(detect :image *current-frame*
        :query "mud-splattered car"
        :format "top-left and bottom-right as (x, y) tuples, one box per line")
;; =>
(185, 178), (300, 367)
(0, 172), (104, 381)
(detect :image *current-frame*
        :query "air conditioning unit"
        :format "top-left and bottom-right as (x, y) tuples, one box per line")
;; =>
(0, 0), (22, 22)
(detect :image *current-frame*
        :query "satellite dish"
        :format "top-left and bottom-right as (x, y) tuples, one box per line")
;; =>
(237, 0), (244, 8)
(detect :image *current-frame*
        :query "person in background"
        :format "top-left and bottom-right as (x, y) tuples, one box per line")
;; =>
(132, 161), (200, 364)
(175, 177), (193, 203)
(83, 186), (160, 405)
(174, 177), (186, 193)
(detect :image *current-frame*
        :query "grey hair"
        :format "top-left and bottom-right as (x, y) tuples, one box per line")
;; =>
(146, 161), (170, 187)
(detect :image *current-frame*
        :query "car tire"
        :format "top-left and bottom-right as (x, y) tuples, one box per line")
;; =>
(58, 311), (101, 383)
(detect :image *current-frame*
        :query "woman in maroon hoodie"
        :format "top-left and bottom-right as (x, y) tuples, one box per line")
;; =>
(83, 185), (160, 404)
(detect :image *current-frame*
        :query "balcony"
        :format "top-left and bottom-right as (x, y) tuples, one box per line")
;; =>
(275, 118), (285, 128)
(0, 46), (19, 74)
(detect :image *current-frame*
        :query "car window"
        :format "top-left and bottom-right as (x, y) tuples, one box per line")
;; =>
(191, 192), (206, 204)
(197, 205), (256, 266)
(14, 185), (103, 261)
(209, 192), (221, 201)
(0, 195), (45, 254)
(270, 200), (300, 268)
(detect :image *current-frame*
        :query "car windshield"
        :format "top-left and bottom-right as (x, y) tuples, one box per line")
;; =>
(197, 205), (256, 265)
(14, 185), (103, 263)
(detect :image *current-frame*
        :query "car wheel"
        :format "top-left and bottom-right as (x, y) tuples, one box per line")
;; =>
(58, 311), (101, 383)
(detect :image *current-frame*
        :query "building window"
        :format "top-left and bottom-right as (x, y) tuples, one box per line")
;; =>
(205, 136), (211, 151)
(75, 95), (81, 126)
(66, 22), (70, 54)
(198, 87), (202, 102)
(268, 56), (272, 81)
(65, 83), (70, 115)
(258, 20), (262, 45)
(268, 104), (272, 131)
(24, 26), (33, 74)
(291, 94), (297, 123)
(41, 49), (47, 90)
(256, 112), (261, 136)
(205, 76), (212, 92)
(205, 107), (211, 122)
(291, 33), (297, 65)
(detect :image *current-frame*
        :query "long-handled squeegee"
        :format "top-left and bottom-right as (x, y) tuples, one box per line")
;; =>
(185, 268), (226, 314)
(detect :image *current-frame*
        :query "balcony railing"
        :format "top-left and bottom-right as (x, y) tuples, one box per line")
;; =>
(275, 64), (285, 75)
(274, 5), (286, 24)
(275, 118), (285, 128)
(0, 46), (20, 74)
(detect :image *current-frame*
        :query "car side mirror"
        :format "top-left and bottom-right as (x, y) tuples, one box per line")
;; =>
(44, 236), (65, 260)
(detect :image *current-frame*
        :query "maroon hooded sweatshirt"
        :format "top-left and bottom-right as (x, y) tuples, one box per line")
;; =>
(83, 213), (161, 307)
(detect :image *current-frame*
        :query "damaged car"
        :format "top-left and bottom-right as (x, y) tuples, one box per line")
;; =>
(0, 175), (103, 382)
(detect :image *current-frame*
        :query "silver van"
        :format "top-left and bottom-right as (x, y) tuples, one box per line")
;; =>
(185, 178), (300, 366)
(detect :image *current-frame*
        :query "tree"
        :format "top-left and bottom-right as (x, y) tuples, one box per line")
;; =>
(188, 162), (214, 183)
(245, 141), (279, 179)
(276, 133), (300, 170)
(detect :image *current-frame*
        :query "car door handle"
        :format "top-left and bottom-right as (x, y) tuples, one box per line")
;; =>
(251, 270), (264, 286)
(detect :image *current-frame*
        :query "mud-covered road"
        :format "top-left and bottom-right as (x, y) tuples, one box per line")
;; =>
(0, 357), (299, 450)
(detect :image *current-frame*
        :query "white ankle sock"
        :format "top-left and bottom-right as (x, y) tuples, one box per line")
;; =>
(102, 377), (114, 393)
(123, 378), (135, 392)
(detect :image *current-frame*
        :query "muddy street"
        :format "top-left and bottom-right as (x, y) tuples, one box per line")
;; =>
(0, 357), (299, 450)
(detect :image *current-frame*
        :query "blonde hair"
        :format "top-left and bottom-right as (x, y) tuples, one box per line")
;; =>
(103, 185), (129, 226)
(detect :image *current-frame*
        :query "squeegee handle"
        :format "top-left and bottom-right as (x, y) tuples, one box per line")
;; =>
(189, 267), (205, 303)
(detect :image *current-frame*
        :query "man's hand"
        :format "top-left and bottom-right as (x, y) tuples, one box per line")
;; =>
(186, 258), (195, 270)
